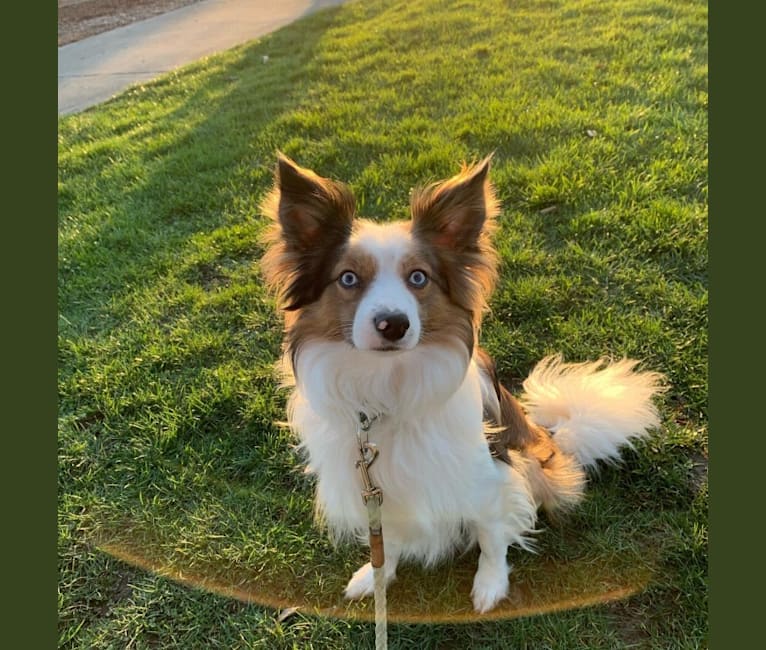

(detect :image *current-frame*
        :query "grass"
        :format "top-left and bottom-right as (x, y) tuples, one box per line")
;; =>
(58, 0), (707, 647)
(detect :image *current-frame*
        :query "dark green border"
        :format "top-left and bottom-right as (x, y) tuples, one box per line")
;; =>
(709, 2), (762, 647)
(3, 2), (57, 647)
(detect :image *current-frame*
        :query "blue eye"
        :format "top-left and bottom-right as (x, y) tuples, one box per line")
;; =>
(339, 270), (360, 288)
(408, 269), (429, 288)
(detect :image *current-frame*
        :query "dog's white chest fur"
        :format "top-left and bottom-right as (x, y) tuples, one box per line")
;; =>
(286, 341), (531, 566)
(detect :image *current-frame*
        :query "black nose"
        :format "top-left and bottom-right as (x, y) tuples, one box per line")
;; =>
(373, 311), (410, 342)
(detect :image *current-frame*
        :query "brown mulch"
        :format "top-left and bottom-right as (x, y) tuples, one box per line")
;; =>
(58, 0), (204, 46)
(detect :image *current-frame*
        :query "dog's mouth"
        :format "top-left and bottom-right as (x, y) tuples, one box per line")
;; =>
(371, 344), (406, 353)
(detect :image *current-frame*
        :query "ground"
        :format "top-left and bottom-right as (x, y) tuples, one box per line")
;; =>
(58, 0), (204, 46)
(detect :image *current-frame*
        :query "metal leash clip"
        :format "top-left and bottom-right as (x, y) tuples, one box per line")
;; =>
(354, 411), (387, 648)
(356, 441), (382, 505)
(356, 411), (382, 504)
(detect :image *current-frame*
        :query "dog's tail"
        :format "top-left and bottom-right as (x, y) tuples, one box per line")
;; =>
(521, 355), (665, 471)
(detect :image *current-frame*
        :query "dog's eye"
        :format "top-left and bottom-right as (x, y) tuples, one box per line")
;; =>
(338, 270), (360, 288)
(407, 269), (429, 288)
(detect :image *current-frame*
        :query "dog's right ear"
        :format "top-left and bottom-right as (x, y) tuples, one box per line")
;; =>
(261, 154), (356, 310)
(273, 153), (356, 250)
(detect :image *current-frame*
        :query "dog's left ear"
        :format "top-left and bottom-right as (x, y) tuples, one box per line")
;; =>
(411, 155), (499, 250)
(410, 156), (499, 323)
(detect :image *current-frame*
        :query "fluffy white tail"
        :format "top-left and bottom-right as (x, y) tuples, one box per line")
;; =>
(521, 355), (665, 470)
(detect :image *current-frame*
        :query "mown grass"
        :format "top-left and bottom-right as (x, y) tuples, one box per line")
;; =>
(58, 0), (707, 647)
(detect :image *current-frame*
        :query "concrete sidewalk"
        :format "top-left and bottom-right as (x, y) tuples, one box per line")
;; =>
(58, 0), (345, 116)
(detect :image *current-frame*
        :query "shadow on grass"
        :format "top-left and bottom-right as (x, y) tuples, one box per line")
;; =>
(96, 506), (659, 624)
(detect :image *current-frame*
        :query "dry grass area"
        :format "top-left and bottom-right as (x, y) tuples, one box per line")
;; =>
(58, 0), (203, 45)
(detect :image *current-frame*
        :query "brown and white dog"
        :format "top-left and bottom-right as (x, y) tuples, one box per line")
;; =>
(261, 153), (663, 613)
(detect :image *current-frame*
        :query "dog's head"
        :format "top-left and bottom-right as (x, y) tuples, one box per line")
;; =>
(261, 154), (499, 367)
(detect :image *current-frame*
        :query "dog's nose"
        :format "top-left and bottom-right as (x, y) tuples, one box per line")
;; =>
(373, 311), (410, 342)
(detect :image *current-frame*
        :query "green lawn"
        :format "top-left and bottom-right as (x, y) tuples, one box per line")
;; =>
(58, 0), (707, 647)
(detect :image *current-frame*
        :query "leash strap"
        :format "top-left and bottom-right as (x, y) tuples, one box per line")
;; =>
(356, 413), (387, 650)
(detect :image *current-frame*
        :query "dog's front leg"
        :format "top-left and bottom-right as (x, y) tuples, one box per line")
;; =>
(344, 540), (400, 601)
(471, 523), (511, 613)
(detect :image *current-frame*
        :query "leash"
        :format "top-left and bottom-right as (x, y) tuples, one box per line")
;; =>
(355, 412), (387, 650)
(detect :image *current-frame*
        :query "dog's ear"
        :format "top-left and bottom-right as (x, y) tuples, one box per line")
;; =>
(410, 155), (498, 250)
(410, 156), (499, 324)
(273, 153), (355, 250)
(261, 154), (356, 310)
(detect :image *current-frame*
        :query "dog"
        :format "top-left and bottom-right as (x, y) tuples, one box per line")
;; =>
(260, 153), (664, 613)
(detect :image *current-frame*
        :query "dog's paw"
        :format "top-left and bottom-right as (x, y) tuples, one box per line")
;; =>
(471, 566), (509, 613)
(344, 562), (375, 600)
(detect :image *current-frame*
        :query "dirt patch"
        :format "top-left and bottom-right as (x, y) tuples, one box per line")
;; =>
(58, 0), (205, 46)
